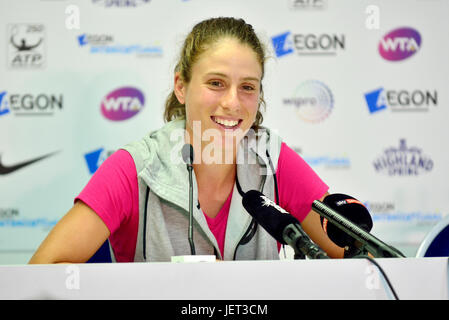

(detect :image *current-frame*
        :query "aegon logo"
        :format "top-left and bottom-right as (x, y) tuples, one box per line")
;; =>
(78, 33), (114, 46)
(379, 27), (421, 61)
(272, 31), (345, 57)
(0, 91), (63, 117)
(364, 87), (437, 114)
(100, 87), (144, 121)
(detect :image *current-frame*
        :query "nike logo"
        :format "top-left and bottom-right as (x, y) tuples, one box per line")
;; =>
(0, 151), (59, 175)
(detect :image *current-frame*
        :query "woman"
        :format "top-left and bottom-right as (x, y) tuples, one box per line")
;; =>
(29, 17), (344, 263)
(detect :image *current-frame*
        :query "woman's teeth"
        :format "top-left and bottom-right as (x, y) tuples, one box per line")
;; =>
(213, 117), (239, 127)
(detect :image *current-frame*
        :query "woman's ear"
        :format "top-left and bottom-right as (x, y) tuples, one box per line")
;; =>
(174, 72), (186, 105)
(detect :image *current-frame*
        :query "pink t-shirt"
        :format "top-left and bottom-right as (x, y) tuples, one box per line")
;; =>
(75, 142), (328, 262)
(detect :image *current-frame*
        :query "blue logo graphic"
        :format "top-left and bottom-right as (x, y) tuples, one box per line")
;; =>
(77, 34), (88, 46)
(84, 148), (104, 174)
(0, 91), (10, 117)
(364, 88), (387, 114)
(303, 156), (350, 168)
(271, 31), (294, 57)
(365, 87), (437, 114)
(271, 31), (345, 58)
(84, 148), (114, 174)
(77, 33), (162, 56)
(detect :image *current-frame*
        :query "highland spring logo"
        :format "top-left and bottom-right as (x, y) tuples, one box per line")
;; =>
(373, 139), (433, 176)
(379, 27), (421, 61)
(100, 87), (145, 121)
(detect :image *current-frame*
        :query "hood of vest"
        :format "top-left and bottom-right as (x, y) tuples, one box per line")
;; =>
(137, 119), (281, 214)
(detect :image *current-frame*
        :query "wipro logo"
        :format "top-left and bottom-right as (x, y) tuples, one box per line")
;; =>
(379, 27), (421, 61)
(282, 80), (334, 123)
(100, 87), (145, 121)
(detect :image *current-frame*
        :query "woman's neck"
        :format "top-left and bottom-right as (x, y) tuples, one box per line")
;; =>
(185, 127), (239, 190)
(193, 161), (236, 191)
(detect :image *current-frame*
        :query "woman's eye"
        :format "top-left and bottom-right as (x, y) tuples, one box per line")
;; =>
(209, 80), (223, 87)
(242, 85), (255, 91)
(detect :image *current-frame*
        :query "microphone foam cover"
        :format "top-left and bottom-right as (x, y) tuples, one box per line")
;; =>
(242, 190), (297, 244)
(181, 144), (194, 165)
(321, 194), (373, 248)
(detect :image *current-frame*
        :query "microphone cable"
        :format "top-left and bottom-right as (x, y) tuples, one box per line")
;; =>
(266, 147), (399, 298)
(266, 150), (287, 259)
(358, 254), (400, 300)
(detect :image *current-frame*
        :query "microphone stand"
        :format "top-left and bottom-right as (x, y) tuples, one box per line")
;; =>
(312, 200), (405, 258)
(187, 163), (195, 255)
(343, 240), (369, 258)
(283, 224), (329, 259)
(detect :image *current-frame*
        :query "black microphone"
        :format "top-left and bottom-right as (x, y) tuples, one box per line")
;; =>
(181, 143), (194, 166)
(181, 143), (195, 255)
(242, 190), (329, 259)
(319, 194), (373, 258)
(312, 194), (405, 258)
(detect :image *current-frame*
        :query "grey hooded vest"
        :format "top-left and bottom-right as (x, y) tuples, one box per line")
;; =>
(115, 119), (283, 262)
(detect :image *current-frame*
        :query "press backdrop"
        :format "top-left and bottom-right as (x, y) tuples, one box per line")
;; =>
(0, 0), (448, 263)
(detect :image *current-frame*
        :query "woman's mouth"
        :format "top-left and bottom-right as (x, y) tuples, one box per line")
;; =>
(211, 116), (243, 130)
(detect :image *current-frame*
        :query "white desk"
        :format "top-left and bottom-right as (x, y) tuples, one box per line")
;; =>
(0, 257), (447, 300)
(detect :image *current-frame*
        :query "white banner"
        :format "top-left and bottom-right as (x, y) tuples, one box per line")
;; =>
(0, 0), (448, 263)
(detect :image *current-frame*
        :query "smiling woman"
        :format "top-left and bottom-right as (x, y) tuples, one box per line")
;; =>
(164, 17), (266, 132)
(174, 37), (261, 162)
(29, 17), (343, 264)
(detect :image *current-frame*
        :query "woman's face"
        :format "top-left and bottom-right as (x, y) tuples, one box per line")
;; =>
(175, 37), (262, 162)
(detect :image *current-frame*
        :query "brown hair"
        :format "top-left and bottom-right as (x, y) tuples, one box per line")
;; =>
(164, 17), (267, 130)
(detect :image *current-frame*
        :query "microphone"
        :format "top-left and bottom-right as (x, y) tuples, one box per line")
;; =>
(181, 144), (195, 255)
(312, 194), (405, 258)
(242, 190), (329, 259)
(181, 143), (194, 166)
(319, 194), (373, 258)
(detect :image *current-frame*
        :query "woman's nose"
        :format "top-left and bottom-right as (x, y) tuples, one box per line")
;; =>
(221, 87), (240, 111)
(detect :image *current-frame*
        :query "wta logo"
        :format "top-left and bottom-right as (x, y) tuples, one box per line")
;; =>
(100, 87), (145, 121)
(379, 27), (421, 61)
